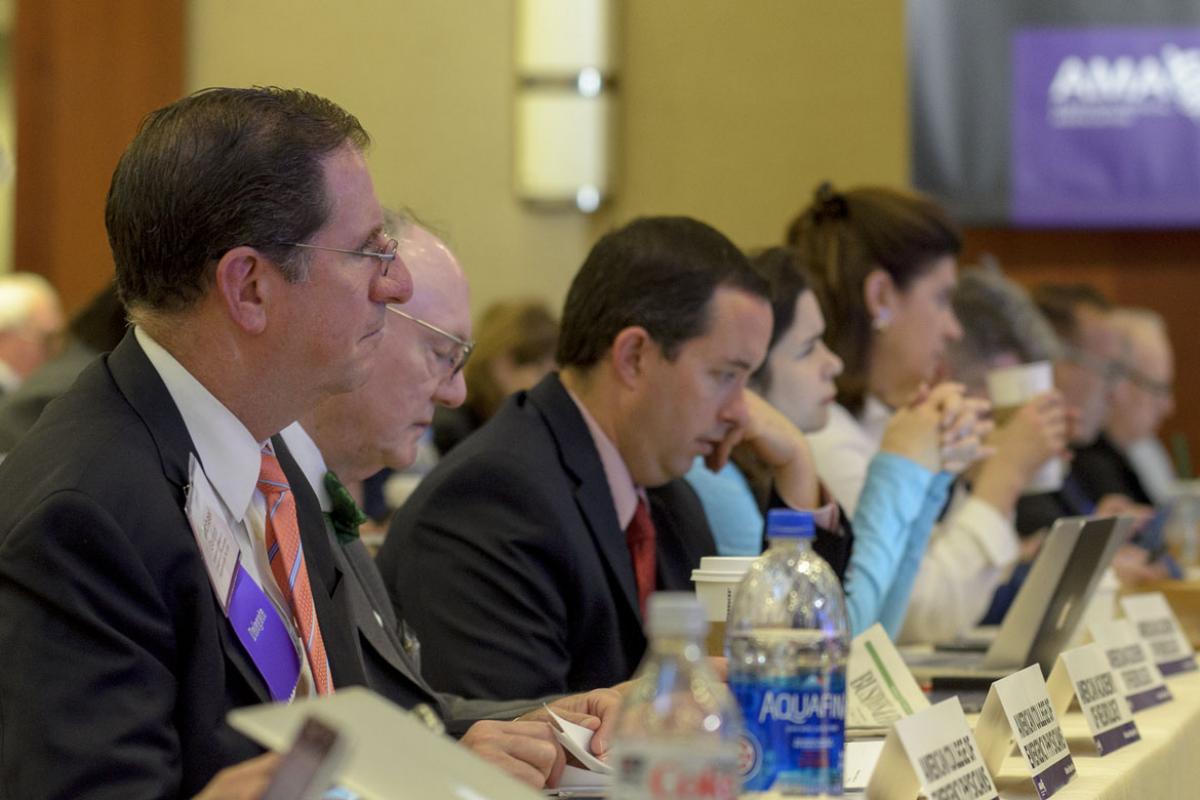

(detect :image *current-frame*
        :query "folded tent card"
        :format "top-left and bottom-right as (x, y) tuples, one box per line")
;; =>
(973, 665), (1076, 800)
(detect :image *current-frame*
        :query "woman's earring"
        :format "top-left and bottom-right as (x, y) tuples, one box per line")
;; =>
(872, 309), (891, 332)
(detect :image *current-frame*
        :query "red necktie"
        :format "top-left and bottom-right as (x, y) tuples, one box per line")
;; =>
(626, 497), (657, 616)
(258, 448), (333, 696)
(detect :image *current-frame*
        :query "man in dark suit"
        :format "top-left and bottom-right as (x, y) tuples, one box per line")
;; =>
(377, 216), (774, 701)
(285, 215), (620, 788)
(0, 88), (583, 799)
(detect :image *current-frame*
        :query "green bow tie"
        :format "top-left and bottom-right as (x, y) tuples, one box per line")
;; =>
(323, 470), (368, 544)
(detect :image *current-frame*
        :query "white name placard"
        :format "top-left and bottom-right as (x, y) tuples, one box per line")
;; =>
(1046, 644), (1140, 756)
(846, 623), (930, 729)
(1088, 619), (1173, 711)
(866, 697), (997, 800)
(1120, 592), (1199, 676)
(974, 665), (1075, 799)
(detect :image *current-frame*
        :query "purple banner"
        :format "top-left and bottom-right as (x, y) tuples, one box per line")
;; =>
(1094, 721), (1140, 756)
(1127, 684), (1173, 712)
(1012, 28), (1200, 227)
(1157, 655), (1198, 676)
(1032, 754), (1076, 799)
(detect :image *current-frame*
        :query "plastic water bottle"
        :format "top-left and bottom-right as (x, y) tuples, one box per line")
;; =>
(727, 509), (849, 796)
(611, 592), (742, 800)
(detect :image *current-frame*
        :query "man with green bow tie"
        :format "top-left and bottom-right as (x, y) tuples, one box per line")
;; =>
(280, 212), (619, 791)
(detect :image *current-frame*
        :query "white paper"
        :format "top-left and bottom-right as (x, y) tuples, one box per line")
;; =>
(1120, 592), (1198, 674)
(1047, 644), (1139, 756)
(843, 739), (886, 791)
(544, 706), (612, 775)
(846, 623), (930, 729)
(866, 697), (996, 800)
(184, 454), (240, 610)
(984, 665), (1075, 797)
(1088, 618), (1173, 711)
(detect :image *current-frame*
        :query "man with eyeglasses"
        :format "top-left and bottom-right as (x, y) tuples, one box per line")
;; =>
(378, 216), (769, 702)
(1013, 284), (1167, 582)
(0, 88), (420, 798)
(0, 271), (64, 396)
(279, 213), (620, 789)
(1073, 308), (1177, 507)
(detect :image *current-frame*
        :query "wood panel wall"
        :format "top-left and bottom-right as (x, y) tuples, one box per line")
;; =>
(962, 227), (1200, 473)
(14, 0), (183, 314)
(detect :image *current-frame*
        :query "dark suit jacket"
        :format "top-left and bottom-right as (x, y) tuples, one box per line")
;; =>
(377, 372), (717, 701)
(0, 332), (367, 799)
(1071, 434), (1153, 506)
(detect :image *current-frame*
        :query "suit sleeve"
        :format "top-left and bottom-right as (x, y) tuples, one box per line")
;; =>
(384, 462), (577, 701)
(0, 490), (183, 800)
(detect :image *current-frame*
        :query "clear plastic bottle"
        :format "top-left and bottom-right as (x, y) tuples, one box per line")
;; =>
(611, 592), (742, 800)
(727, 509), (849, 796)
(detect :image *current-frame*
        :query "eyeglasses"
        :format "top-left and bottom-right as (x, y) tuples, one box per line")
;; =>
(278, 237), (401, 275)
(387, 304), (474, 377)
(1061, 344), (1123, 383)
(1122, 365), (1173, 398)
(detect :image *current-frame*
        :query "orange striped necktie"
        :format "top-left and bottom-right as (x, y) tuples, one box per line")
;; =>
(257, 447), (333, 696)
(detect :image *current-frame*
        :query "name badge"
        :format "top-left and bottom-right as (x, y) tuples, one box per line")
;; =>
(866, 697), (997, 800)
(1088, 618), (1173, 711)
(976, 665), (1075, 799)
(846, 623), (930, 730)
(186, 455), (300, 702)
(1120, 592), (1198, 676)
(1046, 644), (1140, 756)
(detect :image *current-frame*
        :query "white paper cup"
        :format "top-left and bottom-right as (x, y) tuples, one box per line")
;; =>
(986, 360), (1063, 494)
(692, 556), (756, 655)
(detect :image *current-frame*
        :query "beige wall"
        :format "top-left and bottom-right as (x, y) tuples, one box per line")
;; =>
(600, 1), (909, 251)
(188, 0), (907, 316)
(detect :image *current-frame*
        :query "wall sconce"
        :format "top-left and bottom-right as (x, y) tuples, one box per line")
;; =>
(514, 0), (617, 213)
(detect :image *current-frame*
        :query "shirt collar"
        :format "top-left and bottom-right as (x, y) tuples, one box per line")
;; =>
(566, 388), (641, 530)
(135, 326), (264, 522)
(279, 422), (333, 513)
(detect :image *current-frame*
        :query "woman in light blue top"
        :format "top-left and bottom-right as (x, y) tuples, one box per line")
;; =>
(686, 247), (988, 637)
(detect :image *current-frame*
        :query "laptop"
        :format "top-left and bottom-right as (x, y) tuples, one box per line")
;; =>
(230, 687), (544, 800)
(904, 515), (1130, 688)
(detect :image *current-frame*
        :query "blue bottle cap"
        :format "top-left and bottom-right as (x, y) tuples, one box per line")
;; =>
(765, 508), (814, 539)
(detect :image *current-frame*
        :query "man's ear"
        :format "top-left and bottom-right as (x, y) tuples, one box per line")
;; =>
(863, 267), (898, 325)
(213, 247), (274, 335)
(608, 326), (655, 389)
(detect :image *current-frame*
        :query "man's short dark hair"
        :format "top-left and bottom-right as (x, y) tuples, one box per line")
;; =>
(106, 86), (370, 314)
(556, 216), (768, 369)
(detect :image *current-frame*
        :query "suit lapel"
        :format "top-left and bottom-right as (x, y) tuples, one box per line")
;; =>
(108, 332), (272, 703)
(527, 374), (642, 620)
(273, 436), (367, 689)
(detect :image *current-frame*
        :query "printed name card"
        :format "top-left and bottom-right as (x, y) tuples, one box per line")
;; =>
(1119, 592), (1199, 676)
(1088, 619), (1173, 711)
(1046, 644), (1140, 756)
(974, 665), (1075, 799)
(846, 623), (930, 729)
(866, 697), (997, 800)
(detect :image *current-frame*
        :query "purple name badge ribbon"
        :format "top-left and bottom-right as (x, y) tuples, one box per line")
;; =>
(227, 564), (300, 702)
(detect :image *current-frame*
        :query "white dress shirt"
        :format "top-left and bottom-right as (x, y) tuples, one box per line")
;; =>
(136, 327), (314, 697)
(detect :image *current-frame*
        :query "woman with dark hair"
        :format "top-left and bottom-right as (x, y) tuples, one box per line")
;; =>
(792, 183), (1068, 643)
(685, 246), (991, 637)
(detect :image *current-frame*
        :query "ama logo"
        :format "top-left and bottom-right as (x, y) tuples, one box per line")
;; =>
(1047, 44), (1200, 126)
